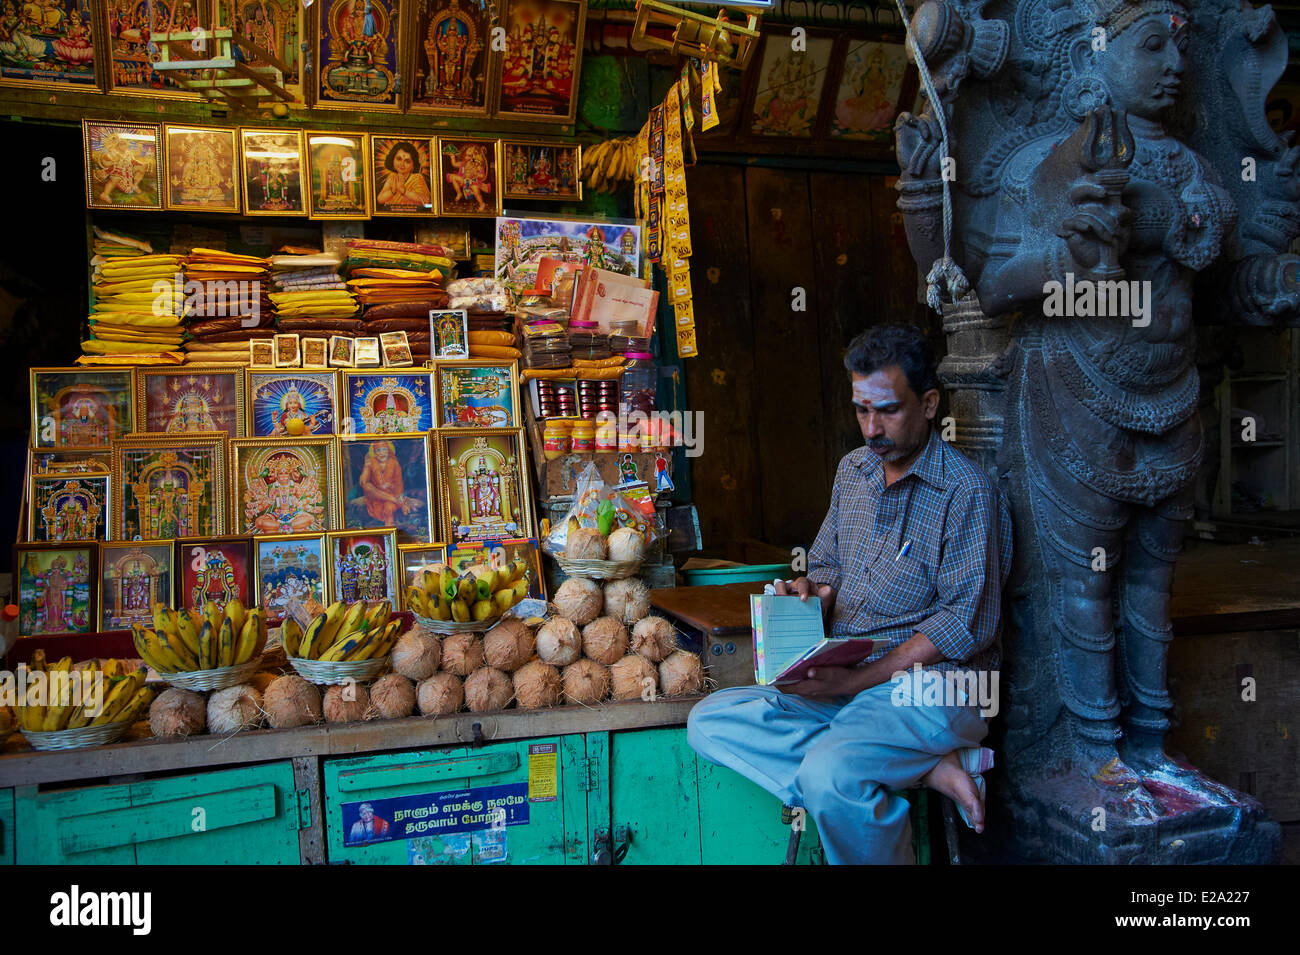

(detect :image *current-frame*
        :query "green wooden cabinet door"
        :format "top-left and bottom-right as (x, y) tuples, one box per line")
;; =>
(608, 726), (703, 864)
(322, 736), (589, 865)
(0, 789), (13, 866)
(696, 757), (824, 865)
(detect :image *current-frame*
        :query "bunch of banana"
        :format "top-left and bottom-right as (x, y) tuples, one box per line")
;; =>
(286, 600), (402, 662)
(405, 561), (530, 623)
(582, 137), (639, 194)
(132, 599), (267, 673)
(14, 651), (155, 732)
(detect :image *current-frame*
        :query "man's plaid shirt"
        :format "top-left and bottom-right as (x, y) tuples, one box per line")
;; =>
(806, 428), (1013, 674)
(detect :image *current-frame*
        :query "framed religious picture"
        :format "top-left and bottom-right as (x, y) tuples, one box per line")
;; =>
(494, 214), (639, 289)
(826, 39), (910, 144)
(446, 536), (545, 599)
(435, 428), (533, 543)
(343, 371), (434, 434)
(112, 435), (228, 540)
(434, 137), (501, 217)
(0, 0), (98, 91)
(501, 140), (581, 201)
(436, 361), (518, 428)
(99, 540), (174, 631)
(369, 136), (435, 216)
(240, 127), (307, 216)
(492, 0), (586, 124)
(163, 124), (240, 213)
(328, 335), (355, 368)
(246, 370), (340, 437)
(174, 535), (255, 614)
(409, 0), (494, 116)
(745, 31), (837, 139)
(429, 309), (469, 359)
(339, 434), (435, 543)
(31, 367), (135, 450)
(327, 528), (399, 609)
(82, 120), (163, 211)
(380, 331), (413, 367)
(273, 332), (302, 367)
(355, 337), (382, 367)
(134, 367), (247, 436)
(29, 470), (110, 543)
(250, 339), (275, 367)
(302, 337), (329, 369)
(305, 131), (370, 219)
(256, 533), (328, 627)
(222, 0), (304, 93)
(14, 542), (98, 638)
(397, 542), (448, 606)
(231, 436), (338, 536)
(315, 0), (402, 110)
(107, 3), (207, 96)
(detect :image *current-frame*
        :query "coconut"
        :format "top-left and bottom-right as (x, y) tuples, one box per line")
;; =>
(630, 616), (678, 663)
(563, 659), (611, 704)
(513, 660), (562, 709)
(603, 578), (651, 625)
(553, 577), (603, 625)
(248, 671), (279, 695)
(483, 618), (534, 672)
(582, 616), (629, 665)
(566, 526), (608, 560)
(323, 682), (371, 723)
(417, 672), (464, 715)
(536, 617), (582, 665)
(440, 633), (485, 676)
(368, 673), (416, 719)
(610, 654), (658, 701)
(149, 687), (206, 737)
(392, 631), (442, 680)
(264, 675), (322, 728)
(206, 684), (264, 734)
(607, 527), (646, 563)
(658, 650), (705, 696)
(465, 666), (514, 712)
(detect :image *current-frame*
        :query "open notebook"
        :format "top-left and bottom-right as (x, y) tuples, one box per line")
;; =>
(750, 594), (875, 686)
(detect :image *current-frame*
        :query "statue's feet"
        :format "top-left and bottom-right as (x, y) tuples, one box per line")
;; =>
(1120, 737), (1249, 812)
(1032, 752), (1164, 828)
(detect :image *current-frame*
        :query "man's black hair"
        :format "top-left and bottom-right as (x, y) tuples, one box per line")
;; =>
(842, 323), (940, 399)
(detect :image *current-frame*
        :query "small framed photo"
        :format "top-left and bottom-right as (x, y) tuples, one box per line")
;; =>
(31, 367), (136, 450)
(397, 542), (448, 610)
(344, 371), (434, 434)
(29, 471), (111, 542)
(240, 127), (307, 216)
(380, 331), (413, 367)
(302, 337), (329, 369)
(100, 540), (175, 631)
(246, 370), (341, 437)
(370, 136), (435, 216)
(14, 543), (98, 638)
(113, 435), (228, 539)
(250, 340), (276, 368)
(134, 367), (247, 436)
(339, 434), (435, 543)
(83, 120), (163, 211)
(256, 533), (329, 627)
(231, 436), (338, 536)
(174, 535), (255, 614)
(355, 337), (382, 367)
(429, 309), (469, 359)
(274, 333), (303, 368)
(306, 130), (370, 219)
(434, 137), (501, 217)
(327, 528), (399, 610)
(502, 141), (582, 202)
(163, 124), (240, 213)
(328, 335), (356, 368)
(436, 361), (519, 428)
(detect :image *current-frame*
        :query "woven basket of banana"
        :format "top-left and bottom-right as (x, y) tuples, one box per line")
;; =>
(23, 721), (135, 751)
(282, 599), (401, 684)
(132, 599), (269, 693)
(405, 559), (532, 633)
(14, 655), (156, 751)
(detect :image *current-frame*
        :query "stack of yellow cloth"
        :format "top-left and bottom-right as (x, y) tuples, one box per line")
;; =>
(83, 252), (187, 361)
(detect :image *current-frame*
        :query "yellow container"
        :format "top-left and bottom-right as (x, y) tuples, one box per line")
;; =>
(570, 419), (596, 453)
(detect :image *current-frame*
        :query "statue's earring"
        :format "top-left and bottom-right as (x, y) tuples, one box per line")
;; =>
(1063, 74), (1112, 120)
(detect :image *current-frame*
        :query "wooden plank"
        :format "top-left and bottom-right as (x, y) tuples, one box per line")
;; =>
(1170, 540), (1300, 629)
(867, 175), (923, 326)
(293, 755), (327, 865)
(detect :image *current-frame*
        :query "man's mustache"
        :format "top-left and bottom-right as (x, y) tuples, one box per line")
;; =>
(866, 438), (895, 449)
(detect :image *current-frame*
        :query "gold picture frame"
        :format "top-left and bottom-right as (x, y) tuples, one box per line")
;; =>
(0, 0), (99, 93)
(434, 136), (502, 217)
(239, 127), (307, 217)
(230, 436), (339, 537)
(434, 360), (520, 429)
(112, 434), (229, 541)
(255, 532), (330, 627)
(162, 124), (240, 214)
(30, 366), (135, 451)
(434, 427), (534, 544)
(369, 135), (437, 216)
(99, 539), (175, 631)
(27, 469), (111, 543)
(327, 527), (399, 609)
(305, 130), (371, 219)
(407, 0), (496, 116)
(490, 0), (586, 125)
(397, 541), (448, 610)
(501, 140), (582, 201)
(133, 366), (248, 437)
(314, 0), (403, 111)
(82, 120), (163, 211)
(338, 433), (436, 543)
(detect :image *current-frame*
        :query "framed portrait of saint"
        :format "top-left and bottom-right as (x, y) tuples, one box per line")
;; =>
(435, 428), (533, 543)
(827, 39), (910, 143)
(501, 140), (581, 201)
(113, 435), (228, 541)
(0, 0), (98, 91)
(231, 436), (338, 536)
(135, 367), (247, 437)
(434, 137), (501, 217)
(240, 127), (307, 216)
(174, 535), (255, 614)
(163, 124), (240, 213)
(491, 0), (586, 124)
(99, 540), (174, 631)
(369, 136), (435, 216)
(14, 543), (97, 638)
(82, 120), (163, 211)
(305, 130), (370, 218)
(339, 434), (435, 543)
(409, 0), (494, 116)
(246, 370), (341, 437)
(31, 367), (135, 449)
(315, 0), (401, 110)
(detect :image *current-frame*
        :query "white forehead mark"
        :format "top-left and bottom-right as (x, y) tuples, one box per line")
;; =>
(852, 377), (901, 406)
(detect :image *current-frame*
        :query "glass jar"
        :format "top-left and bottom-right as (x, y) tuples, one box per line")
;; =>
(570, 419), (596, 453)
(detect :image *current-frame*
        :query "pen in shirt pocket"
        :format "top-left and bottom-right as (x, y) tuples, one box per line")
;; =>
(895, 540), (912, 561)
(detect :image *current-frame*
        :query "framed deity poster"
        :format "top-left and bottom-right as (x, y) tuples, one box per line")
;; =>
(746, 31), (837, 139)
(501, 140), (581, 201)
(14, 543), (97, 638)
(0, 0), (98, 91)
(494, 215), (640, 289)
(370, 136), (435, 216)
(343, 371), (434, 434)
(327, 528), (399, 610)
(435, 137), (501, 217)
(82, 121), (163, 211)
(174, 535), (255, 614)
(305, 131), (370, 219)
(315, 0), (401, 110)
(28, 471), (110, 542)
(397, 542), (448, 609)
(256, 533), (328, 627)
(492, 0), (586, 124)
(409, 0), (494, 116)
(99, 540), (174, 631)
(246, 370), (340, 437)
(31, 367), (135, 449)
(436, 361), (518, 428)
(163, 124), (240, 213)
(339, 434), (435, 543)
(135, 367), (247, 436)
(113, 435), (228, 540)
(436, 428), (533, 543)
(827, 39), (910, 143)
(240, 128), (307, 216)
(231, 436), (338, 536)
(429, 309), (469, 359)
(223, 0), (304, 91)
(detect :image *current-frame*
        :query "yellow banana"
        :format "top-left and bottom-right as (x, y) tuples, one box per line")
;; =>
(40, 657), (74, 731)
(226, 597), (246, 638)
(204, 600), (223, 635)
(114, 685), (155, 726)
(175, 611), (201, 659)
(198, 619), (216, 670)
(319, 626), (369, 662)
(277, 615), (300, 658)
(156, 626), (199, 671)
(92, 671), (144, 725)
(131, 625), (169, 671)
(217, 616), (236, 668)
(297, 612), (329, 660)
(450, 598), (470, 623)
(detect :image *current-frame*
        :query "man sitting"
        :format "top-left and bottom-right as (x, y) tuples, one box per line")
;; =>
(688, 324), (1013, 864)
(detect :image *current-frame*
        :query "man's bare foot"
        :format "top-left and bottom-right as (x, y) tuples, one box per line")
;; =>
(922, 752), (985, 832)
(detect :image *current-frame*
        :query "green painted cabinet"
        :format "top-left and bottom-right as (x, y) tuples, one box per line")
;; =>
(0, 789), (13, 866)
(14, 762), (303, 865)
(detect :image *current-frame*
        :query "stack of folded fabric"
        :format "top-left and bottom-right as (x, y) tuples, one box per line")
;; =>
(82, 242), (187, 365)
(182, 248), (274, 366)
(344, 240), (455, 363)
(268, 252), (361, 341)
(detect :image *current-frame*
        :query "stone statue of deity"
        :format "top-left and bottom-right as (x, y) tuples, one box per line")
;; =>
(894, 0), (1298, 862)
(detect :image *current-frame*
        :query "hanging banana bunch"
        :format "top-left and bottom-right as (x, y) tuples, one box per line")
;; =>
(581, 136), (639, 194)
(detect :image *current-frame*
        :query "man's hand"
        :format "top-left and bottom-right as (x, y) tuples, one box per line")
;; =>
(774, 576), (836, 617)
(781, 666), (865, 700)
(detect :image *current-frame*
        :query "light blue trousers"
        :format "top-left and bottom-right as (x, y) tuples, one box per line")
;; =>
(687, 681), (988, 864)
